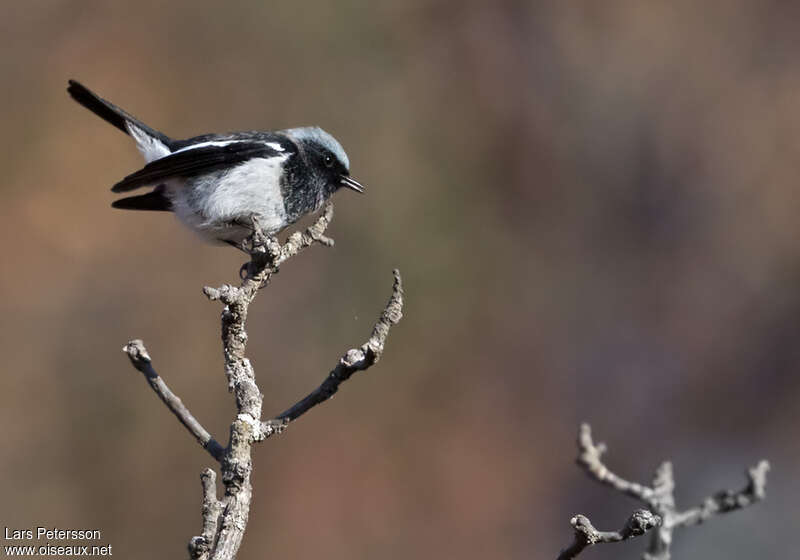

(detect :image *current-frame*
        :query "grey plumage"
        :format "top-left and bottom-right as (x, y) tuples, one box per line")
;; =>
(67, 80), (364, 244)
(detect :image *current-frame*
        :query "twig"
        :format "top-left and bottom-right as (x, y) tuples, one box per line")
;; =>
(569, 423), (769, 560)
(667, 460), (769, 529)
(262, 269), (403, 434)
(122, 340), (225, 462)
(557, 510), (660, 560)
(576, 423), (654, 502)
(188, 469), (223, 560)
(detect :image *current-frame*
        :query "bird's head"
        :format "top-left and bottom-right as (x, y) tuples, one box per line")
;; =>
(285, 126), (364, 198)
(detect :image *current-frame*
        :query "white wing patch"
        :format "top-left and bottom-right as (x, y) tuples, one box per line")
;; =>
(126, 123), (171, 162)
(172, 140), (285, 154)
(172, 140), (239, 153)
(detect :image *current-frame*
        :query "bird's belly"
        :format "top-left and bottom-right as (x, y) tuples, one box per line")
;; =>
(166, 157), (289, 243)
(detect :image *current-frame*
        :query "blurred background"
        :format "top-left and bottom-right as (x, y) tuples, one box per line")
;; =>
(2, 1), (799, 558)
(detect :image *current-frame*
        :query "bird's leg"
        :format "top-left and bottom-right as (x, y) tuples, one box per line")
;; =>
(228, 215), (277, 281)
(246, 215), (269, 253)
(220, 216), (261, 279)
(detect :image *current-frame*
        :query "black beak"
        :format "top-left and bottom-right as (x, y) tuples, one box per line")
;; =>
(340, 175), (365, 193)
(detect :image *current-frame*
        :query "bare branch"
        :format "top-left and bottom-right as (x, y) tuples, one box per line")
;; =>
(122, 340), (225, 462)
(669, 460), (770, 529)
(262, 269), (404, 434)
(201, 204), (337, 398)
(576, 423), (654, 502)
(557, 509), (660, 560)
(189, 469), (223, 560)
(568, 424), (769, 560)
(201, 206), (340, 559)
(122, 203), (402, 560)
(272, 202), (336, 266)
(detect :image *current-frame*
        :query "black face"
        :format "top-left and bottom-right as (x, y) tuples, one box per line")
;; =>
(280, 140), (350, 223)
(311, 146), (365, 194)
(315, 148), (350, 191)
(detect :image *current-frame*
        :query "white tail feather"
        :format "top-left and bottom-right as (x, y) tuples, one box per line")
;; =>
(126, 123), (171, 162)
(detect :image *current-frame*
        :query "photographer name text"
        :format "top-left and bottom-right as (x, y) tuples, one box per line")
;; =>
(5, 528), (101, 541)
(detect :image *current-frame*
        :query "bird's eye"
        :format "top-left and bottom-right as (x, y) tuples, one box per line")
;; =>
(324, 155), (334, 168)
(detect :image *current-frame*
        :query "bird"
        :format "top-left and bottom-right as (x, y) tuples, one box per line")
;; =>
(67, 80), (364, 246)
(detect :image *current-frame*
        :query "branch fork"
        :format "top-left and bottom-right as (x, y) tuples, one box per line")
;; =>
(121, 203), (404, 560)
(559, 423), (769, 560)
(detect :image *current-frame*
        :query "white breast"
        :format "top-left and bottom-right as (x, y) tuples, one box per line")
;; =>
(167, 155), (289, 243)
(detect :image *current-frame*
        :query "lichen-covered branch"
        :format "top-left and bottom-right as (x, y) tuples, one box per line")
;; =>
(120, 203), (404, 560)
(557, 510), (660, 560)
(188, 469), (223, 560)
(199, 205), (341, 559)
(566, 423), (769, 560)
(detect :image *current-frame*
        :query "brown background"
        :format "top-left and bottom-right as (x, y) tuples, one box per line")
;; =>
(1, 2), (798, 558)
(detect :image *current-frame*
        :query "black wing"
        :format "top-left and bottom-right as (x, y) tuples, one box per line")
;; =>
(111, 141), (285, 192)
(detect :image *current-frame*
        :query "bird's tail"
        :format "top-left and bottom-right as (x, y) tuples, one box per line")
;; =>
(67, 80), (173, 161)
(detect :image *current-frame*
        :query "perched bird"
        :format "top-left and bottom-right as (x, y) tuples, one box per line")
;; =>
(67, 80), (364, 246)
